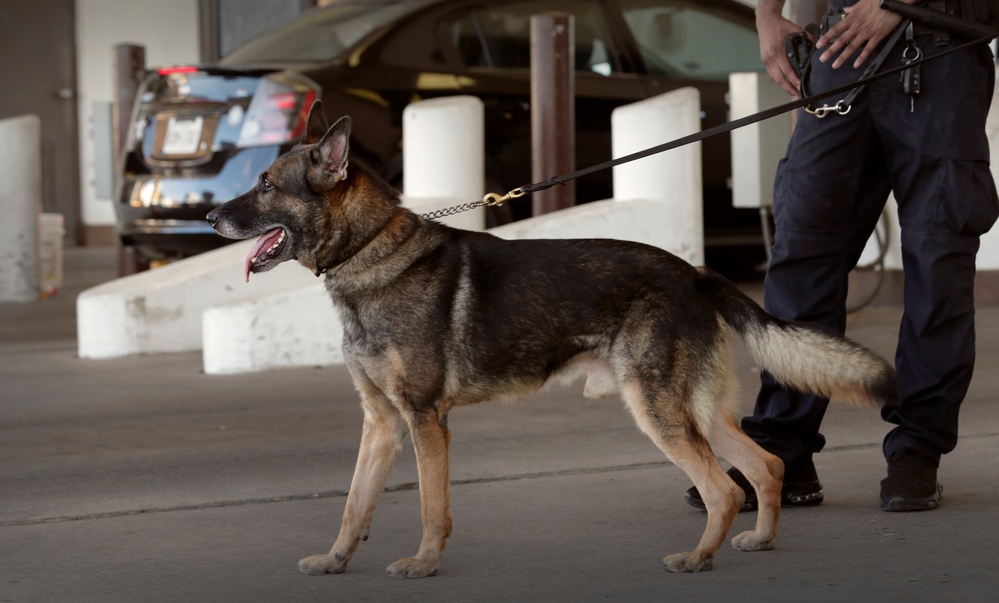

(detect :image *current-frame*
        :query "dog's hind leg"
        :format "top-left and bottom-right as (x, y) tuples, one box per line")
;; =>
(707, 412), (784, 552)
(386, 407), (452, 579)
(621, 383), (743, 573)
(299, 389), (406, 576)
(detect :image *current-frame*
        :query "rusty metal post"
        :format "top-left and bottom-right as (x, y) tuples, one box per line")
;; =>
(113, 44), (145, 168)
(113, 44), (145, 276)
(530, 13), (575, 216)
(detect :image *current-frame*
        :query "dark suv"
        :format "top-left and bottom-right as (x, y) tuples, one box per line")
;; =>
(116, 0), (764, 271)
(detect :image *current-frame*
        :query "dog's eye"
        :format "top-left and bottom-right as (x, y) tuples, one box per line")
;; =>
(260, 178), (274, 192)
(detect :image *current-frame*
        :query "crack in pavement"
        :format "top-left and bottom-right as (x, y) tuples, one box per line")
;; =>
(5, 432), (996, 528)
(1, 461), (674, 527)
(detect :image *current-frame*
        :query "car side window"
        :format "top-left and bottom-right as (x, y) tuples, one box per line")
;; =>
(618, 0), (762, 80)
(445, 0), (617, 75)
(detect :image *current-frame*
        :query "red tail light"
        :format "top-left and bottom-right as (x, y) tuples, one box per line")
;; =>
(158, 66), (199, 75)
(237, 73), (320, 147)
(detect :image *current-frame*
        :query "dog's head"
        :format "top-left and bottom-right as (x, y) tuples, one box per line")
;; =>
(206, 100), (356, 282)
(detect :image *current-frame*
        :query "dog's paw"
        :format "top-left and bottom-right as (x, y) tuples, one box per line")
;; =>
(386, 556), (439, 579)
(663, 552), (713, 573)
(731, 530), (776, 552)
(298, 553), (347, 575)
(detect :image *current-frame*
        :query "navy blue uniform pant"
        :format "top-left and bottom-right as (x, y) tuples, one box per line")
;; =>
(742, 28), (999, 465)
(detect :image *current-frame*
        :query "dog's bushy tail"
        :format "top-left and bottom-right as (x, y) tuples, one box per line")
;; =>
(696, 267), (897, 407)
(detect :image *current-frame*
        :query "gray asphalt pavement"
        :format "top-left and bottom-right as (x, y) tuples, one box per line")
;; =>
(2, 247), (997, 602)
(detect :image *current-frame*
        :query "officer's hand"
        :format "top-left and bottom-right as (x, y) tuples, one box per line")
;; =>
(816, 0), (910, 69)
(756, 1), (808, 97)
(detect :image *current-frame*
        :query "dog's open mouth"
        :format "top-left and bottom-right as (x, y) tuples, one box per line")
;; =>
(244, 227), (287, 282)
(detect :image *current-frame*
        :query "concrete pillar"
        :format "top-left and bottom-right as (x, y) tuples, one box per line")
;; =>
(0, 115), (42, 302)
(611, 88), (704, 266)
(729, 72), (790, 209)
(402, 96), (485, 231)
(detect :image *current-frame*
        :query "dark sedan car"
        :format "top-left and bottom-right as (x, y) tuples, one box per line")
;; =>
(116, 0), (764, 272)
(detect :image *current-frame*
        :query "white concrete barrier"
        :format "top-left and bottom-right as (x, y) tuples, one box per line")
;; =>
(728, 72), (790, 210)
(492, 89), (702, 262)
(202, 282), (342, 374)
(496, 88), (703, 263)
(0, 115), (42, 302)
(610, 88), (704, 266)
(77, 240), (316, 358)
(403, 96), (485, 231)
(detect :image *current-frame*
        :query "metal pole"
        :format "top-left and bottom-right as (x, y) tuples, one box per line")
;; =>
(113, 45), (145, 169)
(530, 13), (575, 216)
(113, 44), (145, 276)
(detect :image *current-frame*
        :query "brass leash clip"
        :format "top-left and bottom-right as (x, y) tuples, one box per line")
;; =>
(482, 189), (526, 207)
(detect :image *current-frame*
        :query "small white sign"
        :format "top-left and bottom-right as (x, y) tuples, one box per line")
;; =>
(161, 116), (204, 155)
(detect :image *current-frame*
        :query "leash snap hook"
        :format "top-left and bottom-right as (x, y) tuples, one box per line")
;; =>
(805, 99), (851, 119)
(482, 188), (526, 208)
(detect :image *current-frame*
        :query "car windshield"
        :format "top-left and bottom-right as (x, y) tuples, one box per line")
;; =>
(219, 1), (426, 65)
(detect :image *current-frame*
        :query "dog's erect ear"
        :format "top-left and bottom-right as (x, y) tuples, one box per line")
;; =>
(309, 115), (351, 188)
(304, 100), (329, 145)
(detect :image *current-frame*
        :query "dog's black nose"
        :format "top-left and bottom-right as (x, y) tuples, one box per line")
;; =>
(206, 207), (220, 228)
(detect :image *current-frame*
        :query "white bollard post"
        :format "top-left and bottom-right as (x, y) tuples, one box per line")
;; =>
(728, 72), (790, 210)
(0, 115), (42, 302)
(402, 96), (485, 231)
(611, 88), (703, 266)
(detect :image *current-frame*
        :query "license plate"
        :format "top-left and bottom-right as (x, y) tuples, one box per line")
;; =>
(161, 116), (204, 155)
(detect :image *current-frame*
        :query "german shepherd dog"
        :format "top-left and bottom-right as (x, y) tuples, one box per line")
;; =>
(207, 101), (896, 578)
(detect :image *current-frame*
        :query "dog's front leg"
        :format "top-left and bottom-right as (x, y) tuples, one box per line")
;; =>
(299, 393), (406, 575)
(386, 408), (452, 579)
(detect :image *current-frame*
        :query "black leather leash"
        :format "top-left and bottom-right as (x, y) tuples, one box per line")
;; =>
(514, 29), (994, 197)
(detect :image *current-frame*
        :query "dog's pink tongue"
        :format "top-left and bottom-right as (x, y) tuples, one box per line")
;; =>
(244, 228), (283, 283)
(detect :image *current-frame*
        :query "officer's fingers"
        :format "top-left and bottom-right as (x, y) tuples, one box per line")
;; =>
(850, 33), (885, 68)
(766, 60), (799, 98)
(829, 36), (865, 69)
(818, 26), (870, 70)
(816, 22), (844, 49)
(777, 54), (801, 93)
(761, 45), (798, 96)
(817, 33), (849, 65)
